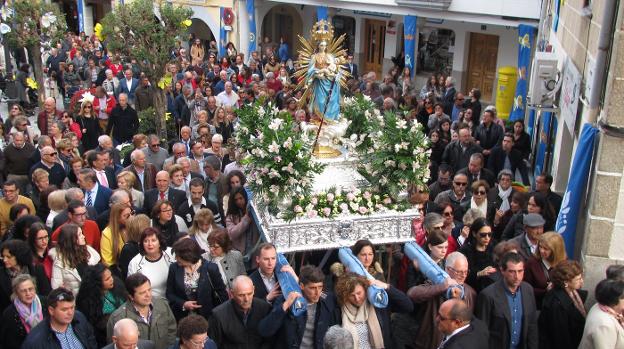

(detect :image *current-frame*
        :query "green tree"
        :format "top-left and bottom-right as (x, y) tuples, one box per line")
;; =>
(101, 0), (193, 138)
(3, 1), (67, 106)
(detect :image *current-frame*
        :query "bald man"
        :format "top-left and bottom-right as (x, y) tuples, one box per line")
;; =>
(37, 97), (63, 135)
(436, 299), (489, 349)
(29, 145), (66, 188)
(103, 318), (155, 349)
(209, 276), (273, 348)
(142, 170), (186, 215)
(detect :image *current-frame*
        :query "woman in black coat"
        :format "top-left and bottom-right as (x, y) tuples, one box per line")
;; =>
(0, 240), (51, 314)
(538, 260), (587, 349)
(0, 274), (47, 349)
(166, 238), (227, 321)
(458, 218), (497, 293)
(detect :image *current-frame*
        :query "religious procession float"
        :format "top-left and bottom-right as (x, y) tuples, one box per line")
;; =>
(238, 20), (431, 253)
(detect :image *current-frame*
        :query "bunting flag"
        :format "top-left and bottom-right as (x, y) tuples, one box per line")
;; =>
(77, 0), (85, 33)
(246, 0), (257, 54)
(556, 124), (598, 257)
(219, 7), (227, 58)
(509, 25), (536, 121)
(317, 6), (328, 21)
(404, 15), (417, 77)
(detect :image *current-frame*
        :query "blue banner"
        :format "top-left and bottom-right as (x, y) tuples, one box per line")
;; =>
(317, 6), (328, 21)
(77, 0), (85, 33)
(553, 0), (561, 32)
(509, 25), (536, 121)
(246, 0), (257, 54)
(556, 124), (598, 257)
(219, 7), (227, 58)
(404, 15), (417, 77)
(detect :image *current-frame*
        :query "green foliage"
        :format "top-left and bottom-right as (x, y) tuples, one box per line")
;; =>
(236, 100), (325, 215)
(137, 107), (178, 141)
(2, 1), (67, 49)
(101, 0), (193, 83)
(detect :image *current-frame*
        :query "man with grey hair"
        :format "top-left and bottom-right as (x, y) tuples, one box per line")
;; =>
(51, 187), (98, 230)
(96, 134), (122, 165)
(203, 155), (227, 219)
(442, 76), (457, 115)
(176, 157), (202, 188)
(382, 97), (395, 112)
(214, 70), (229, 95)
(29, 145), (66, 188)
(143, 170), (186, 215)
(142, 134), (168, 170)
(323, 325), (354, 349)
(457, 152), (495, 188)
(216, 81), (240, 108)
(163, 143), (200, 173)
(78, 168), (112, 215)
(102, 69), (118, 96)
(107, 92), (139, 145)
(124, 149), (157, 192)
(4, 131), (35, 193)
(173, 85), (193, 126)
(103, 318), (155, 349)
(434, 173), (471, 221)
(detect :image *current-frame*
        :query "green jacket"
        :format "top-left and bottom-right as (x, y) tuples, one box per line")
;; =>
(106, 298), (177, 349)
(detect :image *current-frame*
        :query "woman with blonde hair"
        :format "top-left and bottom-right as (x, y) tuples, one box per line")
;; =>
(525, 231), (568, 309)
(117, 214), (150, 279)
(100, 203), (134, 272)
(45, 189), (67, 229)
(116, 171), (144, 208)
(76, 94), (100, 151)
(212, 107), (234, 144)
(189, 208), (219, 253)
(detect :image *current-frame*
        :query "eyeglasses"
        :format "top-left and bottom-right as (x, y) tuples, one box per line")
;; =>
(190, 337), (209, 347)
(208, 244), (222, 250)
(447, 266), (469, 276)
(454, 182), (467, 187)
(18, 123), (28, 127)
(478, 232), (493, 238)
(83, 105), (92, 109)
(44, 152), (58, 156)
(443, 211), (453, 217)
(474, 190), (487, 195)
(72, 211), (87, 217)
(160, 208), (173, 213)
(432, 225), (444, 231)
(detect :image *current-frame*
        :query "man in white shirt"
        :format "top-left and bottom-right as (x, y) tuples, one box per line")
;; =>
(216, 81), (240, 108)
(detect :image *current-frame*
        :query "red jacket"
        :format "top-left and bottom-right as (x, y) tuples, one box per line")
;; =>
(52, 219), (101, 252)
(37, 109), (63, 135)
(65, 121), (83, 139)
(93, 95), (117, 118)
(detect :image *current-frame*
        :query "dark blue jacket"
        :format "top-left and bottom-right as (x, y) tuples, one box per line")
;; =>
(21, 310), (97, 349)
(258, 292), (340, 349)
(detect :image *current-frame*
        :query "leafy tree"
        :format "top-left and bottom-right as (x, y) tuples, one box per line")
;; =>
(101, 0), (192, 138)
(3, 0), (67, 105)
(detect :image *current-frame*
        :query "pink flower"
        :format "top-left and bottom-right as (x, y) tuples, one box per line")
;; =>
(294, 205), (303, 213)
(358, 206), (368, 214)
(327, 193), (335, 202)
(323, 207), (332, 217)
(346, 193), (356, 201)
(311, 197), (318, 205)
(363, 191), (372, 200)
(307, 210), (318, 218)
(383, 197), (392, 205)
(340, 203), (349, 212)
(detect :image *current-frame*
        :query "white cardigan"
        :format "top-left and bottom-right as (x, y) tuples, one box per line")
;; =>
(49, 245), (101, 295)
(127, 248), (174, 299)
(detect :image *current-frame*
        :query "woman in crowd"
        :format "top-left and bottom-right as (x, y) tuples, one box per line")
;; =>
(60, 111), (82, 140)
(525, 231), (567, 308)
(166, 238), (227, 321)
(7, 214), (40, 242)
(189, 209), (220, 253)
(30, 169), (49, 211)
(202, 228), (245, 292)
(463, 88), (482, 121)
(76, 263), (126, 347)
(121, 134), (147, 167)
(539, 260), (587, 349)
(152, 200), (187, 247)
(76, 97), (101, 151)
(49, 223), (101, 295)
(27, 222), (52, 279)
(459, 218), (497, 293)
(579, 278), (624, 348)
(452, 208), (484, 248)
(212, 107), (234, 144)
(452, 107), (477, 136)
(45, 189), (66, 229)
(353, 239), (385, 282)
(437, 204), (460, 254)
(502, 192), (555, 240)
(63, 157), (83, 189)
(437, 119), (452, 145)
(406, 229), (448, 289)
(118, 214), (151, 279)
(468, 180), (496, 223)
(35, 185), (57, 223)
(0, 274), (45, 349)
(116, 171), (144, 208)
(128, 228), (174, 299)
(493, 191), (527, 240)
(512, 120), (531, 160)
(0, 240), (50, 313)
(48, 121), (65, 147)
(100, 202), (133, 271)
(225, 186), (256, 255)
(335, 272), (413, 349)
(397, 66), (413, 97)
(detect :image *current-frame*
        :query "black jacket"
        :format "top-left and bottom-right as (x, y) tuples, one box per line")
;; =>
(538, 287), (587, 349)
(106, 105), (139, 144)
(441, 318), (490, 349)
(0, 299), (47, 349)
(177, 200), (223, 228)
(173, 94), (192, 126)
(487, 146), (530, 185)
(209, 298), (273, 349)
(21, 310), (98, 349)
(143, 188), (187, 219)
(441, 141), (483, 173)
(249, 269), (271, 301)
(359, 285), (414, 348)
(166, 259), (228, 321)
(258, 292), (340, 349)
(474, 122), (504, 151)
(0, 264), (50, 314)
(457, 167), (496, 188)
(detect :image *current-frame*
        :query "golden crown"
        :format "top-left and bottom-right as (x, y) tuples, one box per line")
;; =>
(311, 20), (334, 43)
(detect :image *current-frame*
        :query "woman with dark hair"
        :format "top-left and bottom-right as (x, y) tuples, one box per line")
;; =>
(15, 64), (31, 110)
(128, 227), (174, 299)
(502, 192), (556, 240)
(353, 239), (385, 282)
(463, 88), (482, 121)
(452, 107), (477, 135)
(0, 240), (50, 313)
(202, 228), (245, 291)
(166, 238), (227, 321)
(152, 200), (180, 247)
(539, 260), (587, 349)
(4, 214), (40, 242)
(0, 274), (45, 349)
(419, 75), (442, 100)
(406, 230), (449, 289)
(579, 278), (624, 348)
(118, 214), (151, 279)
(63, 157), (83, 189)
(27, 222), (52, 279)
(76, 263), (126, 347)
(428, 130), (444, 176)
(467, 180), (496, 223)
(225, 186), (255, 255)
(512, 120), (531, 160)
(437, 119), (452, 145)
(458, 218), (496, 293)
(49, 223), (101, 295)
(493, 191), (527, 240)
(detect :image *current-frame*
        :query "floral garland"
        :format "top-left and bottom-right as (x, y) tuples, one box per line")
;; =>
(236, 101), (325, 215)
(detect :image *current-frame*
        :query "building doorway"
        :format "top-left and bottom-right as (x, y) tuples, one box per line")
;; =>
(261, 5), (303, 58)
(466, 32), (499, 102)
(189, 18), (215, 49)
(363, 19), (386, 78)
(333, 16), (356, 54)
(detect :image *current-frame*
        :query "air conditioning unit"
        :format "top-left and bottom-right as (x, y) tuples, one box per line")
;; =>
(528, 52), (560, 107)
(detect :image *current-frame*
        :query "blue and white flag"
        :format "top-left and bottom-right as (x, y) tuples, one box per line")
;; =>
(77, 0), (85, 33)
(556, 124), (599, 257)
(510, 25), (536, 121)
(219, 7), (227, 58)
(404, 16), (417, 77)
(317, 6), (328, 21)
(246, 0), (257, 54)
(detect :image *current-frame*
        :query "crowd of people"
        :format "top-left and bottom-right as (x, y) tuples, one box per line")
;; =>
(0, 29), (622, 349)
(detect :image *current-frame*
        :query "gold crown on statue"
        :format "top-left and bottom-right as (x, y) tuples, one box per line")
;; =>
(311, 20), (334, 43)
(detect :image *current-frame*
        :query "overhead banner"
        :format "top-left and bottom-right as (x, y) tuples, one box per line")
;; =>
(246, 0), (257, 54)
(219, 7), (227, 58)
(317, 6), (328, 21)
(556, 124), (599, 257)
(509, 24), (536, 121)
(404, 15), (417, 77)
(77, 0), (85, 33)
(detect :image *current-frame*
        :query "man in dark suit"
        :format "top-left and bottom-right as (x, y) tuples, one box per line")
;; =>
(436, 299), (489, 349)
(442, 126), (483, 173)
(173, 85), (193, 127)
(29, 146), (66, 188)
(103, 318), (155, 349)
(476, 252), (538, 349)
(87, 150), (118, 190)
(124, 149), (158, 192)
(249, 243), (280, 302)
(487, 133), (530, 185)
(52, 187), (98, 231)
(344, 54), (358, 80)
(78, 168), (113, 215)
(457, 153), (496, 188)
(441, 76), (457, 115)
(116, 68), (139, 106)
(143, 170), (186, 215)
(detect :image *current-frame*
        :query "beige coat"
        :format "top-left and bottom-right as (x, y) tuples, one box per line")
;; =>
(49, 245), (101, 295)
(579, 303), (624, 349)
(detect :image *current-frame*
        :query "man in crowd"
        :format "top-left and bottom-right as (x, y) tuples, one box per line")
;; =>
(474, 109), (504, 160)
(476, 252), (538, 349)
(434, 173), (471, 221)
(143, 134), (169, 171)
(143, 171), (186, 214)
(96, 189), (134, 231)
(174, 85), (193, 127)
(0, 180), (35, 236)
(116, 68), (139, 106)
(164, 143), (200, 172)
(3, 132), (35, 193)
(124, 149), (158, 192)
(442, 125), (483, 173)
(29, 146), (66, 188)
(177, 177), (223, 227)
(216, 81), (240, 108)
(87, 150), (117, 190)
(203, 155), (227, 218)
(458, 153), (495, 188)
(487, 133), (529, 185)
(510, 213), (546, 260)
(135, 76), (155, 112)
(107, 93), (139, 145)
(78, 168), (113, 215)
(535, 173), (563, 214)
(103, 319), (154, 349)
(96, 135), (122, 166)
(250, 243), (280, 302)
(37, 97), (63, 136)
(436, 299), (489, 349)
(107, 273), (177, 349)
(429, 164), (453, 201)
(51, 200), (102, 251)
(441, 77), (457, 115)
(52, 188), (98, 230)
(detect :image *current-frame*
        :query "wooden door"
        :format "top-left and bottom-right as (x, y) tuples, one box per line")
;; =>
(466, 33), (499, 102)
(364, 19), (386, 77)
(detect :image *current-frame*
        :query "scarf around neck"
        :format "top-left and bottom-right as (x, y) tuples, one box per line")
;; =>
(498, 185), (513, 212)
(14, 296), (43, 332)
(342, 301), (384, 349)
